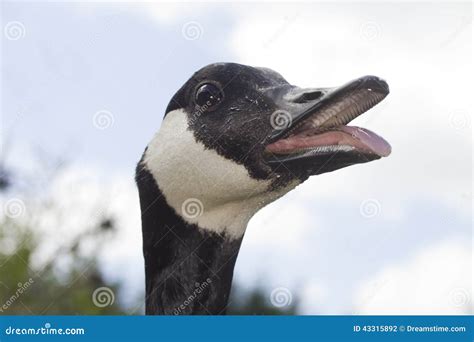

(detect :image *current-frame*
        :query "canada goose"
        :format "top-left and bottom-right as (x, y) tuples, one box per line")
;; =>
(136, 63), (390, 314)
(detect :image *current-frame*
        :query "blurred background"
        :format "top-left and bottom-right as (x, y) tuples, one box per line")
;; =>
(0, 1), (472, 315)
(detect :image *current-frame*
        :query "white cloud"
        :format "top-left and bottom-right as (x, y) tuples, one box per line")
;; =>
(245, 194), (316, 251)
(139, 2), (210, 25)
(73, 1), (216, 26)
(353, 238), (472, 314)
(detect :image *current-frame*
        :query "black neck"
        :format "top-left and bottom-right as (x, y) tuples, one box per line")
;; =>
(136, 164), (243, 315)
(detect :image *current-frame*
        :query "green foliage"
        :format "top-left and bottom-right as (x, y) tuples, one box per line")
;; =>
(0, 217), (125, 315)
(0, 215), (299, 315)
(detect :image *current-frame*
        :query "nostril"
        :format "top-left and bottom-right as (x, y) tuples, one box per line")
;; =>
(293, 90), (325, 103)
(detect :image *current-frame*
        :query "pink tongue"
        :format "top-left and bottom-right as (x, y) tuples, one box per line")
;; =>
(340, 126), (391, 157)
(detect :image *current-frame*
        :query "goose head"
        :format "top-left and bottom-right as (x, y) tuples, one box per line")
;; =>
(140, 62), (390, 239)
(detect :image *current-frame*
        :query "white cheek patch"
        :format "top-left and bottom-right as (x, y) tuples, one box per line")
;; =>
(144, 109), (299, 239)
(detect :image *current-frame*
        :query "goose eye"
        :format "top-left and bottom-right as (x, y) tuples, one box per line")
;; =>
(195, 83), (223, 109)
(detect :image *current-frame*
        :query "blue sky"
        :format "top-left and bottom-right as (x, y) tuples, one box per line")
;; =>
(2, 2), (235, 171)
(1, 1), (472, 314)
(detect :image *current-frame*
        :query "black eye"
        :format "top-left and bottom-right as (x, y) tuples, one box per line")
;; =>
(195, 83), (224, 110)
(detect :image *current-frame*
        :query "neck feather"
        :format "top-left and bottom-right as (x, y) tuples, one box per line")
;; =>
(136, 164), (243, 315)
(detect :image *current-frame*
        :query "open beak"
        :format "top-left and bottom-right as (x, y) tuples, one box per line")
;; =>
(263, 75), (391, 176)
